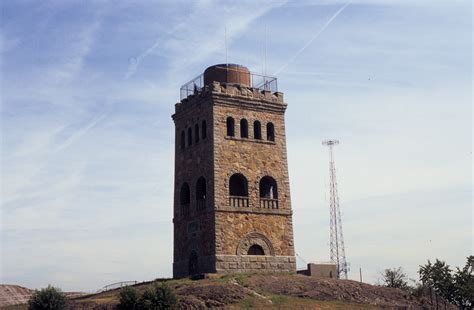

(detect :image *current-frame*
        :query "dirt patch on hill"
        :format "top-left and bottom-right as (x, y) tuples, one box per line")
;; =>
(176, 282), (247, 309)
(0, 285), (33, 307)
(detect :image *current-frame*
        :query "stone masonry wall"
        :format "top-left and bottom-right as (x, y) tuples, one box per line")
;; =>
(211, 83), (295, 261)
(215, 255), (296, 274)
(172, 93), (215, 278)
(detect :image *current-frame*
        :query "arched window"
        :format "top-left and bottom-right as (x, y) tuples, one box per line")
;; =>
(226, 117), (235, 137)
(180, 183), (190, 204)
(194, 124), (199, 143)
(248, 245), (264, 255)
(196, 177), (206, 211)
(259, 176), (278, 199)
(187, 128), (192, 146)
(240, 119), (248, 138)
(189, 251), (198, 275)
(267, 122), (275, 141)
(201, 120), (207, 139)
(254, 121), (261, 140)
(229, 173), (248, 197)
(180, 131), (185, 149)
(180, 183), (190, 217)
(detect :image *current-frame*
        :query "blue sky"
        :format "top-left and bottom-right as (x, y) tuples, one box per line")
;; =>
(1, 0), (472, 291)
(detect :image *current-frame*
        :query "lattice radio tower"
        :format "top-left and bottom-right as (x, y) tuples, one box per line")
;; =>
(322, 140), (348, 279)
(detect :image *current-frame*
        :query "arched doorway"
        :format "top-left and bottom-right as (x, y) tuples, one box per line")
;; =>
(247, 244), (265, 255)
(188, 251), (198, 275)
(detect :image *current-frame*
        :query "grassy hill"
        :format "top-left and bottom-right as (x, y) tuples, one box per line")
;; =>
(66, 273), (452, 309)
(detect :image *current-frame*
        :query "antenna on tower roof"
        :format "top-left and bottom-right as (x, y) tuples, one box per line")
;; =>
(225, 26), (228, 65)
(264, 24), (267, 75)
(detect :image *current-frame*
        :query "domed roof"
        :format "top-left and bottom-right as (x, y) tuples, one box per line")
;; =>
(203, 64), (250, 86)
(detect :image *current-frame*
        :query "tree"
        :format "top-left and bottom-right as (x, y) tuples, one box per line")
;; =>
(139, 283), (177, 310)
(419, 259), (455, 302)
(117, 286), (140, 310)
(452, 256), (473, 309)
(380, 267), (409, 290)
(28, 285), (67, 310)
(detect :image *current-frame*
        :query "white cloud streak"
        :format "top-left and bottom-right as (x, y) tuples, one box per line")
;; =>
(274, 1), (351, 75)
(125, 38), (162, 79)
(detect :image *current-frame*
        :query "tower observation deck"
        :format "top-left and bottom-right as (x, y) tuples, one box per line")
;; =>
(179, 64), (278, 100)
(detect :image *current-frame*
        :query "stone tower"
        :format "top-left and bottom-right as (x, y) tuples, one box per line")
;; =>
(172, 64), (296, 278)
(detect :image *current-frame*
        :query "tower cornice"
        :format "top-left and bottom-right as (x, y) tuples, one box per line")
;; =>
(173, 82), (286, 120)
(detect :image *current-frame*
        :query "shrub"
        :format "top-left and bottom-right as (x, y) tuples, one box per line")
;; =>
(117, 286), (140, 310)
(380, 267), (409, 290)
(28, 285), (67, 310)
(139, 283), (177, 309)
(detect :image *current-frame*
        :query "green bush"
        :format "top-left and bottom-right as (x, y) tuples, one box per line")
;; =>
(139, 283), (177, 310)
(28, 285), (67, 310)
(117, 286), (140, 310)
(380, 267), (409, 290)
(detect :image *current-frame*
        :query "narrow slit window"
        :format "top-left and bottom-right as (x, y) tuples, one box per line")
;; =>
(226, 117), (235, 137)
(180, 131), (185, 149)
(201, 120), (207, 139)
(254, 121), (262, 140)
(267, 122), (275, 141)
(195, 124), (199, 143)
(187, 128), (192, 146)
(240, 119), (248, 138)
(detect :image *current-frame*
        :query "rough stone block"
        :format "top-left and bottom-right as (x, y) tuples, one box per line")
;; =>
(250, 262), (260, 269)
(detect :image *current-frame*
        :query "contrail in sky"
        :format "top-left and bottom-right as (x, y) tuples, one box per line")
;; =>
(273, 1), (352, 76)
(53, 112), (108, 153)
(125, 38), (161, 79)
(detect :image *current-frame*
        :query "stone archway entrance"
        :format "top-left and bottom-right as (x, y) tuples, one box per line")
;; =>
(236, 232), (275, 256)
(248, 244), (265, 255)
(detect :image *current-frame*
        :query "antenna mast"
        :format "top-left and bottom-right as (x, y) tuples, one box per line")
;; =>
(225, 27), (228, 65)
(264, 24), (267, 75)
(322, 139), (348, 279)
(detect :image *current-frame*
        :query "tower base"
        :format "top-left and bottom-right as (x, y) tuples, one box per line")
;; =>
(173, 255), (296, 279)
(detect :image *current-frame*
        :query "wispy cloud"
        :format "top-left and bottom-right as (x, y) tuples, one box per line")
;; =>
(125, 38), (162, 79)
(274, 1), (351, 75)
(125, 0), (287, 83)
(52, 112), (108, 153)
(47, 11), (103, 85)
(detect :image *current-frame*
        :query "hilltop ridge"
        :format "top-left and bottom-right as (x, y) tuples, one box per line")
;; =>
(68, 273), (454, 309)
